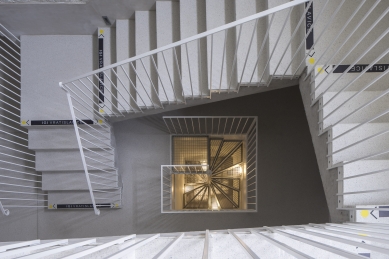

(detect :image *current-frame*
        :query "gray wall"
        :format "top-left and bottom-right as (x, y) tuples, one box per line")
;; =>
(29, 85), (328, 240)
(299, 71), (349, 223)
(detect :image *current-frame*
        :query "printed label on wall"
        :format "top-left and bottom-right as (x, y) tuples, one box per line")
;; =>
(21, 120), (102, 126)
(305, 2), (314, 50)
(332, 64), (389, 73)
(98, 29), (105, 104)
(48, 203), (120, 209)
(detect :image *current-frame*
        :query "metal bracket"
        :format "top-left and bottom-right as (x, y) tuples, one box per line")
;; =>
(0, 201), (10, 216)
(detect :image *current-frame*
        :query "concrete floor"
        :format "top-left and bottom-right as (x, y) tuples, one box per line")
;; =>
(0, 85), (329, 241)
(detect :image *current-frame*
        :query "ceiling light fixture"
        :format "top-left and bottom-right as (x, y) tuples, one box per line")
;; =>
(0, 0), (88, 4)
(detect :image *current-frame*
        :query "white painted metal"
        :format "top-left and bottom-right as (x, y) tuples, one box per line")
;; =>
(0, 239), (68, 257)
(272, 228), (365, 258)
(61, 235), (135, 259)
(202, 229), (209, 259)
(107, 234), (160, 259)
(19, 239), (96, 259)
(152, 233), (184, 259)
(286, 225), (389, 255)
(251, 229), (313, 259)
(0, 23), (45, 214)
(1, 224), (389, 257)
(0, 239), (40, 252)
(62, 0), (309, 84)
(228, 229), (260, 259)
(64, 89), (100, 216)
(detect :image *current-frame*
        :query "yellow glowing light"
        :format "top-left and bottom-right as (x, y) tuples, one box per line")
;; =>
(360, 210), (369, 218)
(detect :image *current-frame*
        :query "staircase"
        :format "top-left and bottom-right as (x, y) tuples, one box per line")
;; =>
(299, 0), (389, 223)
(47, 0), (305, 214)
(1, 223), (389, 258)
(0, 0), (379, 228)
(29, 125), (122, 214)
(180, 138), (243, 210)
(16, 0), (380, 218)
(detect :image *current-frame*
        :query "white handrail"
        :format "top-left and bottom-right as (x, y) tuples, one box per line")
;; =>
(61, 0), (309, 84)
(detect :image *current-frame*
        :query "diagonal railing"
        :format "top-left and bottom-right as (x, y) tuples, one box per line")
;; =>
(60, 0), (389, 215)
(0, 23), (47, 216)
(60, 0), (309, 215)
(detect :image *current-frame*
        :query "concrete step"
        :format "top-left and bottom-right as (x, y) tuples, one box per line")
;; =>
(180, 0), (209, 97)
(156, 1), (183, 103)
(307, 0), (389, 69)
(320, 91), (389, 130)
(133, 237), (175, 258)
(116, 19), (137, 112)
(340, 160), (389, 180)
(268, 0), (305, 78)
(206, 0), (237, 91)
(311, 64), (389, 100)
(328, 123), (389, 165)
(271, 230), (352, 257)
(47, 189), (121, 209)
(234, 0), (268, 85)
(328, 127), (389, 164)
(279, 228), (368, 256)
(209, 234), (250, 259)
(330, 123), (389, 143)
(338, 160), (389, 206)
(28, 126), (111, 151)
(35, 149), (115, 172)
(227, 233), (294, 258)
(42, 170), (118, 191)
(135, 11), (159, 108)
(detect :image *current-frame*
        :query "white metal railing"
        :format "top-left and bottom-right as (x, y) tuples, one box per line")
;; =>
(161, 165), (209, 213)
(59, 0), (389, 215)
(60, 1), (308, 215)
(61, 89), (121, 215)
(2, 223), (389, 258)
(161, 116), (257, 213)
(0, 23), (46, 216)
(162, 116), (256, 135)
(298, 0), (389, 213)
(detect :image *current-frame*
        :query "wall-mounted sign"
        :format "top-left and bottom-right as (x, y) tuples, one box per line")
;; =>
(98, 29), (105, 104)
(49, 203), (120, 209)
(332, 64), (389, 73)
(21, 119), (99, 126)
(305, 2), (314, 50)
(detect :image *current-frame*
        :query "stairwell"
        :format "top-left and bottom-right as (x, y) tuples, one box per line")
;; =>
(4, 0), (388, 238)
(19, 0), (305, 213)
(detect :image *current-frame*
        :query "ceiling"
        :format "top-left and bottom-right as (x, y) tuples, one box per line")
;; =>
(0, 0), (163, 36)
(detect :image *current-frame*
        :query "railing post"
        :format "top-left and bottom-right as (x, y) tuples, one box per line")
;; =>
(61, 82), (100, 216)
(0, 201), (10, 216)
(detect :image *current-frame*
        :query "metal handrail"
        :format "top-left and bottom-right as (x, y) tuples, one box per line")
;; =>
(61, 0), (309, 85)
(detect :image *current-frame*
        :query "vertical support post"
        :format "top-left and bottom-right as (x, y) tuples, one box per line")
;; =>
(61, 83), (100, 216)
(202, 229), (209, 259)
